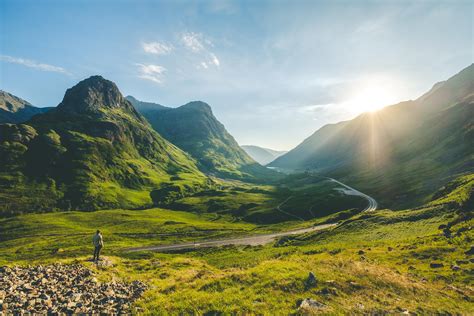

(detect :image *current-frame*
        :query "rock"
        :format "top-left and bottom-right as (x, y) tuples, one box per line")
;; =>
(357, 250), (365, 255)
(318, 287), (338, 296)
(304, 272), (317, 289)
(298, 298), (326, 312)
(451, 265), (461, 271)
(0, 264), (147, 314)
(387, 247), (393, 252)
(430, 262), (444, 268)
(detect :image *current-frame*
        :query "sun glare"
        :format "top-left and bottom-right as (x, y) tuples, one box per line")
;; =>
(344, 79), (400, 114)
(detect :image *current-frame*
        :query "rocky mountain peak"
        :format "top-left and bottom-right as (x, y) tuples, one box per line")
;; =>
(0, 90), (32, 113)
(57, 75), (132, 115)
(180, 101), (212, 113)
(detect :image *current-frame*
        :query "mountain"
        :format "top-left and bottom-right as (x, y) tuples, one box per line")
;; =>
(241, 145), (287, 165)
(127, 96), (277, 181)
(0, 76), (207, 215)
(0, 90), (52, 123)
(270, 64), (474, 208)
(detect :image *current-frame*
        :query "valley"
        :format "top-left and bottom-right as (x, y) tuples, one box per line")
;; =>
(1, 173), (472, 314)
(0, 65), (472, 314)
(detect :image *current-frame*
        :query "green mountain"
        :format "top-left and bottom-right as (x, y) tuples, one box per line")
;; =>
(0, 90), (52, 123)
(241, 145), (287, 165)
(0, 76), (207, 215)
(127, 96), (276, 181)
(270, 64), (474, 208)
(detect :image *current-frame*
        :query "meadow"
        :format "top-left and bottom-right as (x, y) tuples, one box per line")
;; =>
(0, 174), (472, 314)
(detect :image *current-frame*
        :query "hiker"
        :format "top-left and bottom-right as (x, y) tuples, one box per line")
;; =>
(92, 230), (104, 262)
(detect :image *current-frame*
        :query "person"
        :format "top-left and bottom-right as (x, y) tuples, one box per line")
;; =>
(92, 230), (104, 262)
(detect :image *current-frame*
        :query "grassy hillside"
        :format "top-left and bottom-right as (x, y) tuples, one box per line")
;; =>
(167, 175), (367, 224)
(271, 64), (474, 209)
(128, 96), (278, 182)
(0, 76), (207, 215)
(1, 173), (472, 314)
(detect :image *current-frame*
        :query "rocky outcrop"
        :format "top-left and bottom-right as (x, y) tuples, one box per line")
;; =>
(0, 264), (146, 314)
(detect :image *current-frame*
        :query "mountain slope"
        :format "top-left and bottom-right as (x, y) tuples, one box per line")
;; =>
(0, 90), (52, 123)
(270, 64), (474, 208)
(0, 76), (207, 215)
(241, 145), (287, 165)
(128, 96), (277, 181)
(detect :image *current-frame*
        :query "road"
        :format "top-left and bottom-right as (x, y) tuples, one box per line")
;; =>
(126, 223), (336, 252)
(125, 178), (377, 253)
(328, 178), (378, 212)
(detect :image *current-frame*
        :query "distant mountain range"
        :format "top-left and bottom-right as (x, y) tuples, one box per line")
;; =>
(241, 145), (287, 165)
(127, 96), (276, 181)
(0, 91), (52, 123)
(0, 76), (207, 214)
(2, 64), (471, 213)
(270, 64), (474, 208)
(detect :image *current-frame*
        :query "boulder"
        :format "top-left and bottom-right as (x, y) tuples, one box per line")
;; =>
(304, 272), (317, 289)
(298, 298), (326, 312)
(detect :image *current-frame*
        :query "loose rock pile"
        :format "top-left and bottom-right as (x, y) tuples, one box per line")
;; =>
(0, 264), (147, 314)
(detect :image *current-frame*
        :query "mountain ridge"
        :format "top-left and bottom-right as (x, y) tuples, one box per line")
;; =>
(241, 145), (287, 165)
(0, 76), (207, 214)
(0, 90), (52, 123)
(127, 96), (277, 181)
(270, 64), (474, 208)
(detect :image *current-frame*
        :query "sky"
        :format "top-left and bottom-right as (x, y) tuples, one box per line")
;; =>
(0, 0), (472, 150)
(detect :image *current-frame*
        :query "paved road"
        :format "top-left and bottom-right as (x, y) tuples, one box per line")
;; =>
(125, 178), (377, 253)
(126, 223), (336, 252)
(328, 178), (378, 212)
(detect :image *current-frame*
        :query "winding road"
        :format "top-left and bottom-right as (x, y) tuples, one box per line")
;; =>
(328, 178), (378, 212)
(125, 177), (377, 253)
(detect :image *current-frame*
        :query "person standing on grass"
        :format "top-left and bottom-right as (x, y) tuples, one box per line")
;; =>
(92, 230), (104, 262)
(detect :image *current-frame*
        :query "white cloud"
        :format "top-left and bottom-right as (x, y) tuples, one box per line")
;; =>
(142, 41), (173, 55)
(210, 53), (220, 66)
(180, 32), (221, 69)
(181, 32), (206, 52)
(0, 55), (70, 75)
(136, 63), (166, 84)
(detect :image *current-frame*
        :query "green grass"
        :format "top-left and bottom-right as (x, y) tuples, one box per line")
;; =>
(0, 208), (258, 264)
(168, 175), (367, 224)
(0, 173), (472, 314)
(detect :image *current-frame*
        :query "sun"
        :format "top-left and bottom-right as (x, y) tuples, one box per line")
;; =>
(345, 79), (400, 114)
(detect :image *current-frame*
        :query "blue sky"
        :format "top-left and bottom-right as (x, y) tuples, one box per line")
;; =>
(0, 0), (472, 150)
